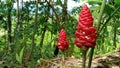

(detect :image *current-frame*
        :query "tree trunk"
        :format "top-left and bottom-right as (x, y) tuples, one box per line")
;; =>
(28, 0), (38, 60)
(20, 0), (23, 29)
(62, 0), (67, 22)
(7, 1), (12, 52)
(17, 0), (20, 31)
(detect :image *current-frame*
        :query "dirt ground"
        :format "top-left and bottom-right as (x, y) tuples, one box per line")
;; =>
(38, 51), (120, 68)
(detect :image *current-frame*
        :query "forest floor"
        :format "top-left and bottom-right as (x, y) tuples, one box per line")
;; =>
(1, 50), (120, 68)
(38, 50), (120, 68)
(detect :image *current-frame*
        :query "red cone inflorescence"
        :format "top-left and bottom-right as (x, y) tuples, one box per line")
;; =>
(57, 29), (69, 51)
(74, 4), (97, 48)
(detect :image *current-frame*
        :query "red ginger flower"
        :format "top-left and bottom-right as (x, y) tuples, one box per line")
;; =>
(57, 29), (69, 51)
(74, 4), (97, 48)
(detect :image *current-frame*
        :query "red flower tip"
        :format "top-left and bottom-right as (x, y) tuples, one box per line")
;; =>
(75, 4), (97, 48)
(57, 29), (69, 51)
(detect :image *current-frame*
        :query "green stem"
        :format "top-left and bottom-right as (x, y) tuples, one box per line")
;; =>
(97, 0), (106, 31)
(88, 0), (106, 68)
(87, 48), (94, 68)
(62, 52), (65, 68)
(82, 50), (87, 68)
(82, 46), (88, 68)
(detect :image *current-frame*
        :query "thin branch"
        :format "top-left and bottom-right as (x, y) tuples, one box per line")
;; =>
(46, 0), (62, 29)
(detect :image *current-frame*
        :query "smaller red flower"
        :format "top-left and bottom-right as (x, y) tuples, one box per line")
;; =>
(57, 29), (69, 51)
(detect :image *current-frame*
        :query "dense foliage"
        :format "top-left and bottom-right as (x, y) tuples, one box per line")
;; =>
(0, 0), (120, 67)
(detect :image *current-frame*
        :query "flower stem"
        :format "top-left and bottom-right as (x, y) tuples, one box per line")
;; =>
(62, 53), (65, 68)
(87, 48), (94, 68)
(82, 46), (88, 68)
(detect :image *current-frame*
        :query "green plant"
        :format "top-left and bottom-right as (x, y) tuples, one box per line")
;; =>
(16, 47), (24, 64)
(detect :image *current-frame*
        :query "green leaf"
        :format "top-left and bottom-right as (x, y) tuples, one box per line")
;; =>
(88, 0), (102, 5)
(114, 21), (120, 28)
(16, 47), (24, 64)
(16, 53), (20, 64)
(104, 4), (116, 17)
(19, 47), (24, 63)
(56, 0), (62, 5)
(115, 0), (120, 6)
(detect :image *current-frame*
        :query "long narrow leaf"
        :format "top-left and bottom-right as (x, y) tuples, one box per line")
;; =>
(19, 47), (24, 63)
(16, 53), (20, 64)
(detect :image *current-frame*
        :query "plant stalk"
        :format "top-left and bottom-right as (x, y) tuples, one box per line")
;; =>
(97, 0), (106, 31)
(88, 0), (106, 68)
(62, 52), (65, 68)
(87, 48), (94, 68)
(82, 50), (87, 68)
(82, 46), (88, 68)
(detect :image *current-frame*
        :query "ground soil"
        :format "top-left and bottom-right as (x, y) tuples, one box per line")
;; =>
(38, 50), (120, 68)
